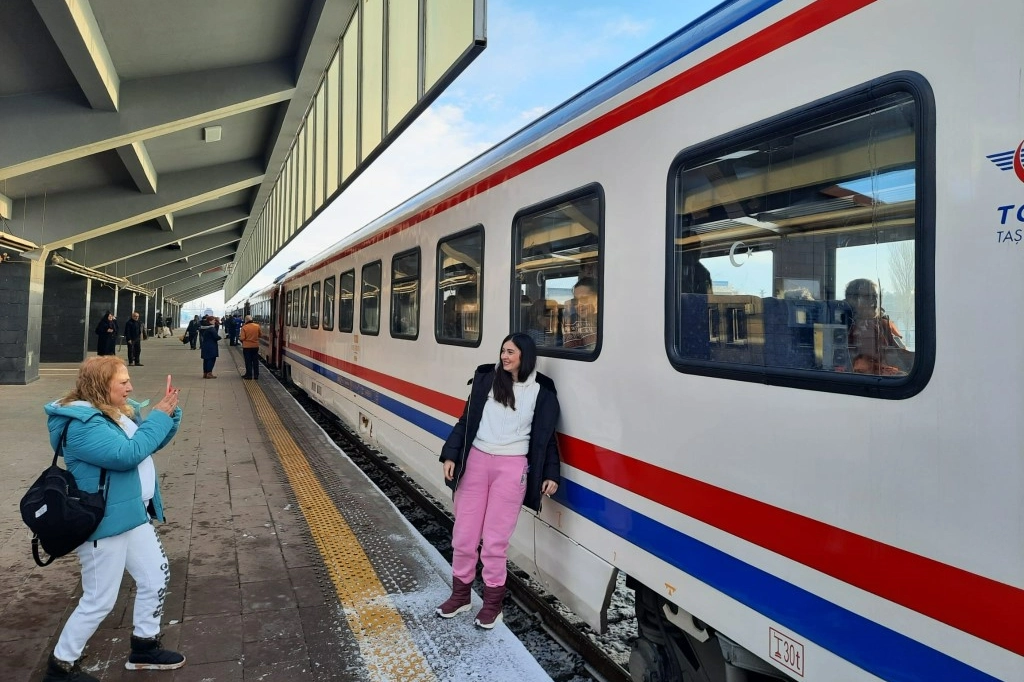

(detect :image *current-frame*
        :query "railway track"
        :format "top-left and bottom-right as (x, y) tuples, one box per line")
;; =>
(286, 383), (633, 682)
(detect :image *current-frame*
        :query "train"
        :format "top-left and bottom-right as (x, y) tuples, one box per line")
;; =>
(230, 1), (1023, 680)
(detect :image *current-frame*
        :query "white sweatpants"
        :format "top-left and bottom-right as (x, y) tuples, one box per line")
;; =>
(54, 522), (169, 662)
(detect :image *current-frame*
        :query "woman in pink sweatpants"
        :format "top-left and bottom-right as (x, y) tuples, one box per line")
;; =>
(437, 333), (561, 629)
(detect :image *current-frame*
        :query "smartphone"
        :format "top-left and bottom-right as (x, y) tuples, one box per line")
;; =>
(166, 375), (173, 395)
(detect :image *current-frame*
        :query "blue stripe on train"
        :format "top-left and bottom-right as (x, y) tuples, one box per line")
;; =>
(284, 348), (998, 682)
(284, 349), (453, 440)
(557, 481), (998, 682)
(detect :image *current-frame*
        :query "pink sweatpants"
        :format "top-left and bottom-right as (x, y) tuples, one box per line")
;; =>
(451, 446), (528, 587)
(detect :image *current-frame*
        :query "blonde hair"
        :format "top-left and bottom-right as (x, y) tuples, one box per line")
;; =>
(58, 356), (135, 421)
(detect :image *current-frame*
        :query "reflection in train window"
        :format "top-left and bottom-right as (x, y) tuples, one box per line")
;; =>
(391, 249), (420, 339)
(322, 276), (335, 331)
(360, 261), (382, 335)
(300, 285), (310, 329)
(436, 226), (483, 346)
(512, 185), (603, 358)
(669, 84), (927, 393)
(309, 281), (321, 329)
(338, 270), (354, 333)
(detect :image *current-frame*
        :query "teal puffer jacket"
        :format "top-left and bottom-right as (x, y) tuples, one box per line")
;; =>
(44, 399), (181, 541)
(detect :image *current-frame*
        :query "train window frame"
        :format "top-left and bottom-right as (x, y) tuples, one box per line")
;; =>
(300, 285), (310, 329)
(511, 183), (604, 361)
(665, 72), (935, 399)
(360, 260), (382, 336)
(322, 276), (336, 331)
(286, 290), (292, 326)
(338, 269), (355, 333)
(435, 225), (484, 348)
(309, 281), (321, 329)
(390, 248), (421, 340)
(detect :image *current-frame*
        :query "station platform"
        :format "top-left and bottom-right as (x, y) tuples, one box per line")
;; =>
(0, 337), (553, 682)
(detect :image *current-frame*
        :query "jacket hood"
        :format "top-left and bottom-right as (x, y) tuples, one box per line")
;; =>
(45, 400), (103, 422)
(45, 399), (139, 426)
(45, 400), (102, 444)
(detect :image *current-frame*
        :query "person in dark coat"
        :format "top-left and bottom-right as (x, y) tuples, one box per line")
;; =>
(222, 314), (236, 346)
(185, 315), (200, 350)
(124, 311), (144, 366)
(95, 312), (118, 356)
(199, 316), (221, 378)
(436, 332), (561, 629)
(230, 314), (242, 346)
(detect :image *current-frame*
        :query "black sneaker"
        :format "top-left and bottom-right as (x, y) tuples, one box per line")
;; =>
(125, 635), (185, 670)
(43, 653), (100, 682)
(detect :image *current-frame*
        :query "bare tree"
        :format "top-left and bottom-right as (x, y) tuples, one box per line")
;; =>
(888, 242), (914, 296)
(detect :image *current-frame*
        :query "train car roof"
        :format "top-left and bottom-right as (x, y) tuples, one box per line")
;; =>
(289, 0), (769, 280)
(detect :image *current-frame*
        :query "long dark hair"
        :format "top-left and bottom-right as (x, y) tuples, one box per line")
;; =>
(491, 332), (537, 410)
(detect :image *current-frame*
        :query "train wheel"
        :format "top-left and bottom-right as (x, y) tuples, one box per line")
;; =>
(628, 579), (794, 682)
(629, 581), (724, 682)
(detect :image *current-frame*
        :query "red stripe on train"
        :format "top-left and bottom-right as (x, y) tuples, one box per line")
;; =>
(293, 0), (878, 280)
(558, 434), (1021, 657)
(289, 343), (465, 417)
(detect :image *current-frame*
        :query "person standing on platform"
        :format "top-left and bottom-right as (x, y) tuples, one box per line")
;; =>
(95, 312), (118, 357)
(185, 315), (200, 350)
(42, 356), (184, 681)
(231, 313), (243, 346)
(124, 311), (144, 366)
(154, 312), (163, 339)
(222, 314), (235, 347)
(199, 315), (221, 379)
(436, 332), (561, 629)
(239, 315), (262, 380)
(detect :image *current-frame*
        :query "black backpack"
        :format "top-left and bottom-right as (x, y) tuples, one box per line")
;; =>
(20, 420), (108, 566)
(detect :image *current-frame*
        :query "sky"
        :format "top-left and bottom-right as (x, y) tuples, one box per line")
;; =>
(178, 0), (725, 317)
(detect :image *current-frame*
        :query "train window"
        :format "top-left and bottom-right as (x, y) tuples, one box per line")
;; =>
(512, 185), (603, 359)
(339, 269), (355, 332)
(309, 281), (321, 329)
(391, 248), (420, 339)
(286, 291), (292, 326)
(300, 285), (310, 328)
(360, 261), (382, 335)
(668, 77), (933, 398)
(436, 226), (483, 346)
(322, 276), (335, 331)
(291, 288), (300, 328)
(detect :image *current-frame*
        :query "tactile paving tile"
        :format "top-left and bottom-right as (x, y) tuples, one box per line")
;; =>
(245, 381), (437, 682)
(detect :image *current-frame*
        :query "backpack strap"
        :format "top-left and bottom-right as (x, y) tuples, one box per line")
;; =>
(56, 418), (109, 499)
(32, 536), (55, 567)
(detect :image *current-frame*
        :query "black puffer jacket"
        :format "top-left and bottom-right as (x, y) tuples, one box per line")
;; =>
(440, 363), (560, 512)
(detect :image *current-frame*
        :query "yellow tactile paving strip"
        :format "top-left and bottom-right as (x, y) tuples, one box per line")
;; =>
(245, 381), (437, 682)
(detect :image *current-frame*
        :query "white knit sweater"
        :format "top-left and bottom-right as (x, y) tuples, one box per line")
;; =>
(472, 370), (540, 455)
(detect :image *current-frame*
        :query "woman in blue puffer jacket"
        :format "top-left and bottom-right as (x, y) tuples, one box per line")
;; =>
(40, 356), (184, 682)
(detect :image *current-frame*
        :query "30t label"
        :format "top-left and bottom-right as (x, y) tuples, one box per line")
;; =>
(769, 627), (805, 677)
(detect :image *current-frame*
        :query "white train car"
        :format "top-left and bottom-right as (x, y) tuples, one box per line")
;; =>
(271, 1), (1023, 679)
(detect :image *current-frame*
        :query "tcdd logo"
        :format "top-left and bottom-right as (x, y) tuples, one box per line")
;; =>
(985, 141), (1024, 182)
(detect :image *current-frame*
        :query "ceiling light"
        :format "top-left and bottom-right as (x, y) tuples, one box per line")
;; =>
(203, 126), (222, 142)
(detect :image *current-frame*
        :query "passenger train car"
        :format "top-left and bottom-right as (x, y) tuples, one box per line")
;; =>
(233, 1), (1023, 679)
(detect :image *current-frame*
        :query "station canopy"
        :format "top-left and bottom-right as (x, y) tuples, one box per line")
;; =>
(0, 0), (485, 304)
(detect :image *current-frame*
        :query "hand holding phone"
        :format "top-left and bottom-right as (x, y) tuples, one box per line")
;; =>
(166, 374), (174, 395)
